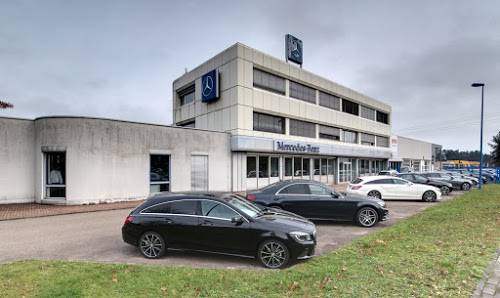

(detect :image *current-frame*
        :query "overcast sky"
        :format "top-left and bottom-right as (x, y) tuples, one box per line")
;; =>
(1, 0), (499, 152)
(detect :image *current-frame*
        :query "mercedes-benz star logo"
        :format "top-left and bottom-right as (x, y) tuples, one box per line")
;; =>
(291, 40), (301, 58)
(202, 76), (213, 97)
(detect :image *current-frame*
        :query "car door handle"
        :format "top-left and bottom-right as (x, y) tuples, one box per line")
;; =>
(201, 221), (214, 226)
(163, 218), (174, 224)
(312, 197), (319, 200)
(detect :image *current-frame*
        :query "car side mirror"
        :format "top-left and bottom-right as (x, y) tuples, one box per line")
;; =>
(231, 216), (244, 224)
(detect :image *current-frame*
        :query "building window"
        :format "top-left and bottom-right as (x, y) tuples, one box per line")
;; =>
(284, 157), (293, 177)
(178, 120), (195, 128)
(253, 112), (285, 134)
(289, 119), (316, 138)
(270, 157), (279, 177)
(45, 152), (66, 198)
(360, 133), (376, 146)
(178, 85), (195, 106)
(191, 155), (208, 191)
(360, 106), (375, 120)
(150, 155), (170, 193)
(377, 111), (389, 124)
(319, 125), (340, 140)
(319, 92), (340, 110)
(343, 130), (357, 144)
(247, 156), (257, 178)
(359, 159), (369, 175)
(342, 99), (359, 116)
(289, 81), (316, 104)
(377, 136), (389, 147)
(253, 68), (286, 95)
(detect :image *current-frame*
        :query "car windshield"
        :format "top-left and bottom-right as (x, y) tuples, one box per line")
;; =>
(220, 194), (263, 217)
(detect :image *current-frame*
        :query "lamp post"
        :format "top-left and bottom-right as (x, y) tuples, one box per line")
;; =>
(471, 83), (484, 190)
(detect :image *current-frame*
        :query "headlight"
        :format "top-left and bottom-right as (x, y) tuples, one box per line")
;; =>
(377, 201), (386, 207)
(290, 231), (312, 242)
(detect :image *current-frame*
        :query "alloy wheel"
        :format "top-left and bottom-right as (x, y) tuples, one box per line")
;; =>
(140, 232), (165, 259)
(258, 240), (289, 269)
(357, 207), (378, 227)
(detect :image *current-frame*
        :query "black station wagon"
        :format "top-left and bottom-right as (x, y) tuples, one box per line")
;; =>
(122, 192), (316, 269)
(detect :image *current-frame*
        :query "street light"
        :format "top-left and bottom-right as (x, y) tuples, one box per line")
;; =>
(471, 83), (484, 190)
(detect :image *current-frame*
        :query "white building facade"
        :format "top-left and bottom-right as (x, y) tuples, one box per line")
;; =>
(174, 43), (392, 191)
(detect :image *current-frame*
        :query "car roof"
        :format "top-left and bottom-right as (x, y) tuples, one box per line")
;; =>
(353, 176), (406, 183)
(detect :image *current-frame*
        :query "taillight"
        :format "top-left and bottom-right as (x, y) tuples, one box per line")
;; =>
(247, 195), (256, 201)
(351, 185), (362, 190)
(124, 216), (134, 225)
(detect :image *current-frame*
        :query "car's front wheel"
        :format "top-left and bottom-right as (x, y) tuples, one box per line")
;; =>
(139, 231), (166, 259)
(439, 186), (451, 195)
(461, 182), (471, 191)
(367, 190), (382, 199)
(257, 239), (289, 269)
(356, 207), (379, 227)
(422, 190), (437, 202)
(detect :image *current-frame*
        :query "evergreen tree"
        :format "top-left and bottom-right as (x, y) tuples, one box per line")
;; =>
(489, 132), (500, 165)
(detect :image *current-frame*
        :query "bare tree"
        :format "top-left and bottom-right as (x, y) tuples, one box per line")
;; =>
(0, 100), (14, 109)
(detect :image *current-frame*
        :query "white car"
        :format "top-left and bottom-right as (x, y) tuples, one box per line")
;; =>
(346, 176), (441, 202)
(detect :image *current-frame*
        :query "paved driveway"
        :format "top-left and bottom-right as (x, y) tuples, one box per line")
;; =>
(0, 192), (461, 269)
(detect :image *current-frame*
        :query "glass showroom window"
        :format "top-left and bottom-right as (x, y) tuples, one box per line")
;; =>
(289, 81), (316, 104)
(319, 91), (340, 110)
(270, 157), (279, 177)
(284, 157), (293, 177)
(247, 156), (257, 178)
(342, 99), (359, 116)
(258, 156), (269, 178)
(178, 85), (195, 106)
(150, 155), (170, 193)
(253, 68), (286, 95)
(253, 112), (285, 134)
(290, 119), (316, 138)
(45, 152), (66, 199)
(343, 130), (358, 144)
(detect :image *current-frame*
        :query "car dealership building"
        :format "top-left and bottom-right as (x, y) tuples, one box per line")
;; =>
(0, 42), (438, 205)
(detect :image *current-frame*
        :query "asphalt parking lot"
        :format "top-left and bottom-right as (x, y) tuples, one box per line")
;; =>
(0, 191), (462, 269)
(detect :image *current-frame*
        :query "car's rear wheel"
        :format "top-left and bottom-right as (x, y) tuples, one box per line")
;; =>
(139, 231), (166, 259)
(422, 190), (437, 202)
(356, 207), (379, 227)
(439, 186), (451, 195)
(367, 190), (382, 199)
(257, 239), (289, 269)
(461, 182), (471, 191)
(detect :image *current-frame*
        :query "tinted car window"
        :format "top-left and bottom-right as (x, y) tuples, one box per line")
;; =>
(201, 200), (238, 220)
(142, 202), (172, 214)
(414, 175), (428, 183)
(308, 184), (332, 195)
(279, 184), (311, 194)
(366, 179), (394, 185)
(170, 200), (198, 215)
(392, 178), (408, 185)
(352, 178), (364, 184)
(400, 174), (413, 180)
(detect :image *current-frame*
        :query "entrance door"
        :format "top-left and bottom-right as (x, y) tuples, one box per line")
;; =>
(340, 161), (352, 183)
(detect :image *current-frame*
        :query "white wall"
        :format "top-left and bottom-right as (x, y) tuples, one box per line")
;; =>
(0, 118), (35, 203)
(31, 117), (231, 205)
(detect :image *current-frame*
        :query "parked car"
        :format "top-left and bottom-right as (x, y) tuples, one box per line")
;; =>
(246, 180), (389, 228)
(346, 176), (441, 202)
(122, 192), (316, 269)
(419, 172), (472, 191)
(396, 173), (453, 195)
(444, 172), (479, 186)
(378, 170), (399, 176)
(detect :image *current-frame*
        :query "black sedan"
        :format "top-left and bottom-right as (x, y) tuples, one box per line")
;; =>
(418, 172), (472, 190)
(122, 192), (316, 269)
(246, 180), (389, 228)
(396, 173), (453, 195)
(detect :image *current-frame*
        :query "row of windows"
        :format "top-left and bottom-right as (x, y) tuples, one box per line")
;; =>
(247, 156), (335, 178)
(252, 68), (390, 125)
(253, 112), (389, 147)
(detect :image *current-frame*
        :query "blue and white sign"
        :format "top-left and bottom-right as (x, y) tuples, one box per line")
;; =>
(201, 69), (219, 103)
(285, 34), (303, 65)
(274, 141), (319, 154)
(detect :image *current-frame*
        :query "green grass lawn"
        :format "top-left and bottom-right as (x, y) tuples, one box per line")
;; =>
(2, 185), (499, 297)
